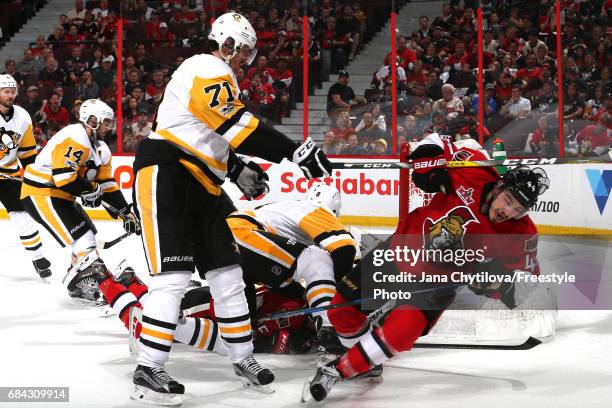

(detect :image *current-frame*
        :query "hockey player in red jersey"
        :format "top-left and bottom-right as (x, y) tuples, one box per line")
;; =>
(303, 133), (550, 402)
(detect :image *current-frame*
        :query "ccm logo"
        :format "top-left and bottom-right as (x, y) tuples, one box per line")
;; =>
(413, 158), (445, 169)
(360, 163), (393, 168)
(162, 256), (194, 263)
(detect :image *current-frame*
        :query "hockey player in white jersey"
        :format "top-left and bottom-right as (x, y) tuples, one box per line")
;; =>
(227, 183), (357, 355)
(20, 99), (140, 300)
(0, 74), (52, 278)
(130, 11), (332, 405)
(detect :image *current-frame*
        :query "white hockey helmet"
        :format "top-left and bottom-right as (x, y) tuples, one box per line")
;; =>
(79, 99), (114, 130)
(0, 74), (18, 95)
(208, 12), (258, 65)
(307, 182), (342, 217)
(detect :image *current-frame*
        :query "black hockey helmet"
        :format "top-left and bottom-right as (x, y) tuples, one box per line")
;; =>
(497, 166), (550, 210)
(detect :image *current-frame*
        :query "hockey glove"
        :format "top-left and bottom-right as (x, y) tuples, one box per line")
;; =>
(80, 183), (103, 208)
(292, 137), (332, 179)
(412, 154), (451, 194)
(228, 154), (270, 200)
(118, 204), (141, 235)
(468, 260), (516, 309)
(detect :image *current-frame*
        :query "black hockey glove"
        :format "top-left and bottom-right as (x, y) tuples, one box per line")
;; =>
(80, 182), (103, 208)
(292, 137), (332, 179)
(468, 260), (516, 309)
(228, 152), (269, 200)
(411, 151), (451, 194)
(118, 204), (141, 235)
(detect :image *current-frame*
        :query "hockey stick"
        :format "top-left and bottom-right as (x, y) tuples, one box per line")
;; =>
(73, 201), (133, 250)
(255, 282), (465, 323)
(332, 156), (612, 170)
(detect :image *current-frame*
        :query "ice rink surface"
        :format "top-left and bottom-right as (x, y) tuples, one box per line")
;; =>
(2, 220), (611, 408)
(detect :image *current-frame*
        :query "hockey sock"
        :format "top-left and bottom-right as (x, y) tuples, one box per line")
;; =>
(336, 307), (427, 378)
(174, 317), (227, 355)
(137, 272), (191, 368)
(328, 293), (371, 348)
(294, 246), (337, 326)
(99, 278), (141, 329)
(9, 211), (44, 260)
(206, 265), (253, 363)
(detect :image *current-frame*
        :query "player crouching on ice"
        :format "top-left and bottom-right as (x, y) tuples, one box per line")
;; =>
(303, 133), (550, 402)
(20, 99), (140, 301)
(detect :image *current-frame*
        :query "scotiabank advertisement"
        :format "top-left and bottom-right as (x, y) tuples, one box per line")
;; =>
(4, 156), (612, 232)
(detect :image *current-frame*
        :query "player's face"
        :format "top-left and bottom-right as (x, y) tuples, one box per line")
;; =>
(489, 190), (527, 223)
(97, 119), (113, 138)
(0, 87), (17, 110)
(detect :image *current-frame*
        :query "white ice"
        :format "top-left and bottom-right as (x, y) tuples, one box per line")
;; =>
(1, 220), (611, 408)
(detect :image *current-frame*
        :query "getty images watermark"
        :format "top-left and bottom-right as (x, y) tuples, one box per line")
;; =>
(0, 387), (69, 402)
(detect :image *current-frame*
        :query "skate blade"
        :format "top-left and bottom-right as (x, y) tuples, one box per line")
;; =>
(131, 385), (183, 406)
(301, 376), (314, 403)
(238, 376), (275, 394)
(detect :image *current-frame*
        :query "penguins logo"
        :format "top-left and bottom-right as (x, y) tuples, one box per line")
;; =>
(0, 128), (20, 160)
(423, 206), (479, 250)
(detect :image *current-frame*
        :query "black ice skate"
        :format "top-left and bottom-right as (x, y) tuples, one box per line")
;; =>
(233, 355), (275, 393)
(32, 257), (52, 279)
(302, 359), (343, 402)
(131, 364), (184, 406)
(64, 256), (110, 303)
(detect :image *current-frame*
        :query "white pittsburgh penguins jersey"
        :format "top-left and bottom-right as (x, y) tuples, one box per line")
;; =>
(149, 53), (259, 194)
(232, 200), (357, 255)
(21, 123), (118, 200)
(0, 105), (37, 178)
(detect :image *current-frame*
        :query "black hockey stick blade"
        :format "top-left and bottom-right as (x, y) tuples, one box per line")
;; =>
(97, 231), (131, 250)
(413, 336), (543, 350)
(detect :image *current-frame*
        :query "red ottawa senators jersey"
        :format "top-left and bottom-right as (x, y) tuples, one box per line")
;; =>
(393, 134), (539, 278)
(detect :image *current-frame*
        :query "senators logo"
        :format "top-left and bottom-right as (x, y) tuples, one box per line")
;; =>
(423, 206), (479, 250)
(0, 128), (20, 160)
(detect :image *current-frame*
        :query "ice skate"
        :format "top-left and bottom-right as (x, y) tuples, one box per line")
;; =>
(302, 359), (342, 403)
(233, 355), (275, 393)
(32, 257), (52, 279)
(131, 364), (184, 406)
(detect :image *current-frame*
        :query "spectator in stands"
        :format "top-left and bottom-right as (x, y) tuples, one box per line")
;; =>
(38, 57), (65, 88)
(248, 72), (276, 119)
(499, 82), (531, 118)
(52, 85), (72, 111)
(384, 36), (417, 69)
(399, 114), (421, 141)
(523, 30), (546, 56)
(458, 117), (491, 142)
(30, 35), (47, 57)
(79, 11), (98, 38)
(145, 69), (166, 103)
(131, 108), (152, 140)
(64, 24), (86, 50)
(94, 55), (115, 92)
(529, 115), (551, 154)
(422, 42), (443, 71)
(134, 43), (153, 73)
(326, 70), (365, 119)
(92, 0), (111, 19)
(331, 111), (356, 143)
(130, 86), (148, 114)
(321, 16), (348, 72)
(372, 138), (389, 155)
(573, 113), (611, 156)
(16, 49), (40, 75)
(68, 0), (86, 25)
(153, 22), (177, 48)
(495, 72), (514, 105)
(563, 81), (585, 120)
(425, 70), (442, 100)
(517, 53), (543, 95)
(321, 131), (342, 155)
(471, 83), (498, 119)
(47, 26), (65, 48)
(248, 55), (274, 84)
(432, 83), (464, 120)
(584, 85), (606, 120)
(125, 69), (144, 94)
(124, 96), (141, 124)
(76, 70), (99, 100)
(42, 93), (70, 129)
(342, 133), (367, 155)
(415, 16), (430, 41)
(356, 111), (386, 143)
(532, 79), (558, 114)
(70, 99), (82, 123)
(21, 85), (43, 118)
(2, 60), (23, 86)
